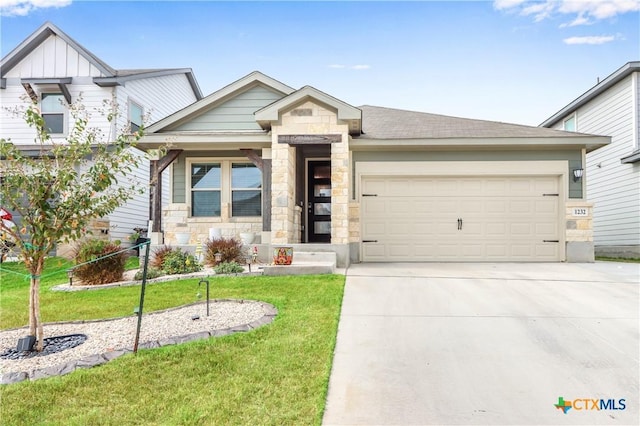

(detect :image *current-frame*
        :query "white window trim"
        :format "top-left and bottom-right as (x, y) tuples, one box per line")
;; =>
(186, 157), (261, 218)
(41, 91), (68, 136)
(128, 98), (144, 133)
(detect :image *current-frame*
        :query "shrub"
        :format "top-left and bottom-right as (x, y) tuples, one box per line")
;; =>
(204, 238), (244, 265)
(162, 248), (202, 275)
(151, 245), (174, 269)
(134, 266), (163, 280)
(214, 261), (245, 275)
(73, 238), (126, 285)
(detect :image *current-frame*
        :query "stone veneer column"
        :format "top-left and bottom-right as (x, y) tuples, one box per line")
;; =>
(271, 100), (351, 245)
(565, 200), (594, 262)
(331, 135), (350, 244)
(270, 131), (297, 244)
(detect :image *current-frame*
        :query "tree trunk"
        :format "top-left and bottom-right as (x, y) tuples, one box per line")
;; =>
(28, 258), (45, 351)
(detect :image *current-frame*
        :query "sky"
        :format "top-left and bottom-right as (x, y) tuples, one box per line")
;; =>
(0, 0), (638, 126)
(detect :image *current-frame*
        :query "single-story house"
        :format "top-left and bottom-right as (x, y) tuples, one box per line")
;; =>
(138, 71), (609, 265)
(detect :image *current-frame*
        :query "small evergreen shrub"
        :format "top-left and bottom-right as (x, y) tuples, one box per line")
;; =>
(162, 248), (202, 275)
(134, 267), (163, 280)
(151, 245), (174, 269)
(73, 238), (126, 285)
(204, 238), (244, 265)
(214, 261), (245, 275)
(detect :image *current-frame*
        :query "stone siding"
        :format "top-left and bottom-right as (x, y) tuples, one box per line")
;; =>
(162, 203), (262, 245)
(272, 101), (350, 244)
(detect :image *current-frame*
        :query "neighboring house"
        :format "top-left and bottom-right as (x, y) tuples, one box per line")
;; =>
(541, 62), (640, 259)
(0, 22), (202, 246)
(138, 71), (608, 265)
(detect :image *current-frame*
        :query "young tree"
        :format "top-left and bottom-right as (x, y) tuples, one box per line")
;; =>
(0, 97), (145, 351)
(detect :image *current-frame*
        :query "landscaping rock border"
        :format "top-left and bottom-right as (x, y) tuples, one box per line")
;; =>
(1, 300), (277, 385)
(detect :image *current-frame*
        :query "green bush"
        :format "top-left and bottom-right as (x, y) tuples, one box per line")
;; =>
(134, 267), (163, 280)
(162, 248), (202, 275)
(73, 238), (126, 285)
(204, 237), (245, 265)
(214, 261), (245, 275)
(151, 245), (174, 269)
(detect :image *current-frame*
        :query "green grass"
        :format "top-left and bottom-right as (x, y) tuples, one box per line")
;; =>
(596, 256), (640, 263)
(0, 258), (345, 425)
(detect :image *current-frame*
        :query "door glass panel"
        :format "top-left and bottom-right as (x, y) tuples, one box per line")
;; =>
(313, 166), (330, 179)
(314, 184), (331, 197)
(314, 203), (331, 215)
(314, 221), (331, 234)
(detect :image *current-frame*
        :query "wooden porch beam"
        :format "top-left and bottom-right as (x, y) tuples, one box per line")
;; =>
(150, 149), (183, 233)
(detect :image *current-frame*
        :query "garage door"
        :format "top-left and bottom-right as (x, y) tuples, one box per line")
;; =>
(361, 176), (561, 262)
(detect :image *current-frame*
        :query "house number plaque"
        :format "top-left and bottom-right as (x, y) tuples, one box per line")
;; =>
(572, 208), (588, 217)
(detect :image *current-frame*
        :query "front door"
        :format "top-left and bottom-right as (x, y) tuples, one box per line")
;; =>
(307, 161), (331, 243)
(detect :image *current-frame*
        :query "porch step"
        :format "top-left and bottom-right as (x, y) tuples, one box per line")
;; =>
(261, 251), (336, 276)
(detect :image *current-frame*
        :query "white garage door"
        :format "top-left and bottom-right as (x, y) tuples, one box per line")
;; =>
(361, 176), (562, 262)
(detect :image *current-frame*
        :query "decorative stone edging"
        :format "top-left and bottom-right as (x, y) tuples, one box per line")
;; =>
(52, 268), (263, 292)
(1, 300), (277, 385)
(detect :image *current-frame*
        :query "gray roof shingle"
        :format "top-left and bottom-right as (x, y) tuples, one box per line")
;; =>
(357, 105), (592, 139)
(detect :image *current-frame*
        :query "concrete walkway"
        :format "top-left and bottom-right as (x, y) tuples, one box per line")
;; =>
(323, 262), (639, 425)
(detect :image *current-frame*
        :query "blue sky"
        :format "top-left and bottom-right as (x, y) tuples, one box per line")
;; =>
(1, 1), (638, 126)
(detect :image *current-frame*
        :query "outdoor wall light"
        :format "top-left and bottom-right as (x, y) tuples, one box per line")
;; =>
(572, 168), (584, 182)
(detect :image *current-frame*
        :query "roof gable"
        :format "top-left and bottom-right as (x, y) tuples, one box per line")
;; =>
(255, 85), (362, 135)
(0, 21), (115, 78)
(540, 61), (640, 128)
(146, 71), (295, 133)
(0, 22), (202, 99)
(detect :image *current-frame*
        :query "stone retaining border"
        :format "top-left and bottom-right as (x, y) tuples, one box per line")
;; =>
(1, 300), (277, 385)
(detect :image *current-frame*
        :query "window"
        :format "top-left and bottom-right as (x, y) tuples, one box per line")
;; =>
(232, 164), (261, 217)
(188, 160), (262, 218)
(129, 101), (143, 133)
(41, 93), (65, 134)
(563, 115), (576, 132)
(191, 163), (221, 217)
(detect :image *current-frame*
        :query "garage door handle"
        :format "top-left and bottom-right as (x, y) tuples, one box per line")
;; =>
(457, 218), (463, 230)
(543, 240), (559, 243)
(362, 240), (378, 243)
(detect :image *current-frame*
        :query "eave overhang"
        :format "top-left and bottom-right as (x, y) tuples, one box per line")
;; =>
(21, 77), (72, 103)
(621, 150), (640, 164)
(136, 132), (271, 151)
(349, 136), (610, 153)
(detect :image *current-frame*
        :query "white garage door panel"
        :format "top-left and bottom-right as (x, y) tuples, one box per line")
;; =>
(361, 176), (561, 262)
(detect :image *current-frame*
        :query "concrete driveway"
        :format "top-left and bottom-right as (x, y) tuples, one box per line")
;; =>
(323, 262), (639, 425)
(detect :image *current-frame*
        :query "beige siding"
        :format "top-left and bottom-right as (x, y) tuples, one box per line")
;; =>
(575, 75), (640, 246)
(174, 85), (283, 131)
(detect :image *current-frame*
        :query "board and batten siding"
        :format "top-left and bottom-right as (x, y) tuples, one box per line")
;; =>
(173, 85), (284, 131)
(560, 74), (640, 247)
(2, 34), (104, 79)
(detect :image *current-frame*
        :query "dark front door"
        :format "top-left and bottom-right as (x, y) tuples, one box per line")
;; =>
(307, 161), (331, 243)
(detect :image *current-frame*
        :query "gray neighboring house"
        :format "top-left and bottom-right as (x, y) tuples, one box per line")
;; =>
(541, 61), (640, 259)
(139, 71), (609, 265)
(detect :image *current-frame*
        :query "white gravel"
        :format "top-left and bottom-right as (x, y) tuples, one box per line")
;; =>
(0, 300), (270, 377)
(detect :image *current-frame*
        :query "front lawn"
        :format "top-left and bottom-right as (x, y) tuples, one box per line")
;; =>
(0, 258), (345, 425)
